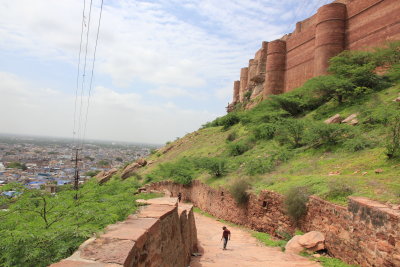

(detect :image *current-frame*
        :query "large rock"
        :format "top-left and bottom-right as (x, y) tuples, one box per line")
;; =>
(95, 168), (118, 184)
(342, 113), (359, 125)
(121, 159), (147, 179)
(285, 231), (325, 254)
(324, 114), (342, 124)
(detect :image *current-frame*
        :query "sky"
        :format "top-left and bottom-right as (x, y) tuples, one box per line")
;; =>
(0, 0), (332, 144)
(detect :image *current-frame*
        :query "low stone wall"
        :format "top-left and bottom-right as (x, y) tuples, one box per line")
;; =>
(50, 198), (197, 267)
(146, 180), (400, 267)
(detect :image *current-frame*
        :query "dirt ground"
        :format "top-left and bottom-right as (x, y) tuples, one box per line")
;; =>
(190, 212), (321, 267)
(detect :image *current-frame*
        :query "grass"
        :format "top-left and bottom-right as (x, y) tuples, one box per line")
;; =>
(251, 232), (287, 249)
(300, 251), (359, 267)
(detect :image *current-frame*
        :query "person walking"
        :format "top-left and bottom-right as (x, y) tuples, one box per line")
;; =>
(177, 192), (182, 203)
(221, 226), (231, 250)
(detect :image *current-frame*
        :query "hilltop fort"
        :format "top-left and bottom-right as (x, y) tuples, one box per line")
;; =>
(228, 0), (400, 111)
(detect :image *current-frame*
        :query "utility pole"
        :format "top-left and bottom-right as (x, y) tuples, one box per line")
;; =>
(72, 148), (82, 199)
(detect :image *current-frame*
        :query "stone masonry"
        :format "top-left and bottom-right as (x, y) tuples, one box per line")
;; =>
(50, 198), (198, 267)
(228, 0), (400, 111)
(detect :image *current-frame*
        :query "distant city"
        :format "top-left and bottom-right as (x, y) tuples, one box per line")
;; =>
(0, 133), (160, 192)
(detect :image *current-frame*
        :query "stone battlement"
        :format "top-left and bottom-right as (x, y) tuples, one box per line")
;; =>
(228, 0), (400, 111)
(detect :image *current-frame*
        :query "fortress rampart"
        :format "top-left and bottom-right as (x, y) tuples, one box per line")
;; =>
(228, 0), (400, 110)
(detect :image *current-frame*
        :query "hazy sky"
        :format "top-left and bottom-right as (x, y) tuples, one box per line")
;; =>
(0, 0), (331, 144)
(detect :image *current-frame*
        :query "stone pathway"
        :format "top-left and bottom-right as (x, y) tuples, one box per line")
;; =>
(190, 211), (321, 267)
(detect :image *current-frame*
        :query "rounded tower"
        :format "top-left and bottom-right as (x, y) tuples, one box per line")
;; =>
(314, 3), (346, 76)
(232, 80), (240, 103)
(239, 67), (249, 102)
(264, 40), (286, 96)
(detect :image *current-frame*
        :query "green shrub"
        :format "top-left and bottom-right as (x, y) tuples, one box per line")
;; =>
(284, 186), (310, 222)
(245, 147), (292, 176)
(305, 123), (354, 147)
(386, 115), (400, 159)
(156, 158), (195, 185)
(226, 131), (237, 142)
(244, 90), (252, 101)
(342, 137), (372, 152)
(229, 179), (250, 205)
(228, 140), (251, 156)
(387, 63), (400, 82)
(245, 158), (274, 176)
(270, 94), (306, 116)
(275, 119), (306, 148)
(325, 180), (354, 202)
(252, 123), (277, 140)
(84, 170), (101, 177)
(360, 105), (398, 126)
(195, 157), (227, 177)
(220, 113), (241, 130)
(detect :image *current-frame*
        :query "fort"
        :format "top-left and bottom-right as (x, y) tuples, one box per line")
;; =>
(228, 0), (400, 111)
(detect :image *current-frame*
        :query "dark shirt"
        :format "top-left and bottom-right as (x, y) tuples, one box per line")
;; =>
(222, 229), (231, 239)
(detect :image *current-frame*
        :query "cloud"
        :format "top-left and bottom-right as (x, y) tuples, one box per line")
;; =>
(0, 72), (216, 143)
(0, 0), (333, 142)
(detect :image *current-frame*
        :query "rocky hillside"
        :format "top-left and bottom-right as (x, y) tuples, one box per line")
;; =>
(117, 43), (400, 207)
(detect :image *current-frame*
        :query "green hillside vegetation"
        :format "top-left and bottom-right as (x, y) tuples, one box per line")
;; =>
(136, 42), (400, 206)
(0, 179), (160, 267)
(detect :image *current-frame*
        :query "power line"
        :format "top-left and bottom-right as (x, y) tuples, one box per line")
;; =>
(81, 0), (104, 148)
(72, 0), (87, 147)
(76, 0), (94, 148)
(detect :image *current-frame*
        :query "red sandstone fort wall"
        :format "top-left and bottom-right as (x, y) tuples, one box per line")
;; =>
(229, 0), (400, 110)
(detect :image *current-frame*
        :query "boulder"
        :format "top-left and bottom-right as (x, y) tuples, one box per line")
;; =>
(324, 114), (342, 124)
(285, 231), (325, 254)
(341, 113), (358, 124)
(342, 113), (359, 125)
(95, 168), (118, 184)
(120, 159), (147, 179)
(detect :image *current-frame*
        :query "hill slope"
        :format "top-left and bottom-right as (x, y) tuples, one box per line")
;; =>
(133, 43), (400, 206)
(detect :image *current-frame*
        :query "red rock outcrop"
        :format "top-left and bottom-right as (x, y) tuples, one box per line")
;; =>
(51, 198), (198, 267)
(95, 168), (118, 184)
(121, 158), (147, 179)
(146, 180), (400, 267)
(228, 0), (400, 111)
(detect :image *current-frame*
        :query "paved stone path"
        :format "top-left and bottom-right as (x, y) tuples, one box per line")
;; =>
(190, 212), (321, 267)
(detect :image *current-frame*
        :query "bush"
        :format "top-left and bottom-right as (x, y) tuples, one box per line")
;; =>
(252, 123), (277, 140)
(245, 158), (274, 176)
(228, 140), (251, 156)
(270, 94), (306, 116)
(325, 180), (354, 202)
(360, 105), (398, 126)
(229, 179), (250, 205)
(226, 131), (237, 142)
(220, 113), (241, 130)
(386, 115), (400, 159)
(156, 158), (195, 185)
(245, 148), (292, 176)
(195, 157), (227, 177)
(305, 123), (354, 148)
(275, 119), (306, 148)
(343, 137), (373, 152)
(284, 186), (310, 222)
